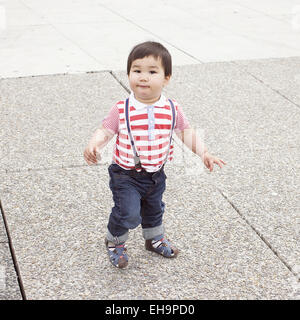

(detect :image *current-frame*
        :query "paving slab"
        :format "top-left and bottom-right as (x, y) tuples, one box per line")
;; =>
(0, 243), (22, 300)
(3, 0), (47, 27)
(0, 0), (198, 78)
(51, 20), (197, 71)
(234, 57), (300, 106)
(0, 213), (8, 242)
(19, 0), (121, 25)
(0, 164), (294, 299)
(115, 60), (300, 151)
(0, 72), (127, 173)
(213, 147), (300, 265)
(164, 61), (300, 275)
(0, 24), (105, 79)
(0, 60), (299, 299)
(99, 0), (300, 62)
(1, 0), (300, 78)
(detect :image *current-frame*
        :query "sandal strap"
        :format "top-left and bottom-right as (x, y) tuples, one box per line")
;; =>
(150, 237), (177, 257)
(105, 239), (128, 268)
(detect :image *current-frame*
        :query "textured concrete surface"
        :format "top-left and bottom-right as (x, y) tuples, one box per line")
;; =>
(0, 241), (22, 299)
(0, 145), (294, 300)
(116, 61), (300, 161)
(0, 72), (127, 173)
(1, 60), (300, 299)
(0, 215), (8, 242)
(235, 57), (300, 106)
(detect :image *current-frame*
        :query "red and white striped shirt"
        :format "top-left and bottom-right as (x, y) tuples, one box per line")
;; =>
(102, 93), (190, 172)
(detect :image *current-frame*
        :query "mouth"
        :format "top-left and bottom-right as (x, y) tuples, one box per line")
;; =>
(137, 85), (150, 89)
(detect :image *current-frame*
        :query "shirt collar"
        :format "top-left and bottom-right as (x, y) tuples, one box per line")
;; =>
(129, 92), (167, 109)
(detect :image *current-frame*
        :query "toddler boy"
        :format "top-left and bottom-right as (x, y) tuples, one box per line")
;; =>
(84, 41), (225, 268)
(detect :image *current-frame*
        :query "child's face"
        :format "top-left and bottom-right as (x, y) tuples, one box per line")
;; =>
(128, 55), (170, 104)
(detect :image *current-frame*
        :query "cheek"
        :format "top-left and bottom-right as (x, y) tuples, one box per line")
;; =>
(154, 79), (165, 88)
(128, 76), (136, 87)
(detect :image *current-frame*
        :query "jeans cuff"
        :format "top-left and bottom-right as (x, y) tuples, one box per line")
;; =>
(142, 224), (164, 240)
(106, 229), (129, 244)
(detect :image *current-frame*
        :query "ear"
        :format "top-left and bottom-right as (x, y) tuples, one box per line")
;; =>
(163, 75), (171, 87)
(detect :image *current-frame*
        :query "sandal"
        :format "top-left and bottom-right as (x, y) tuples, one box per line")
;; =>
(145, 235), (179, 258)
(105, 238), (128, 268)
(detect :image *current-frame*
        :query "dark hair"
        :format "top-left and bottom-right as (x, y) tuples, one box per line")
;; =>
(127, 41), (172, 77)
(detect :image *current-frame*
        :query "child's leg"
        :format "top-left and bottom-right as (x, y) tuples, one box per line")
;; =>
(107, 164), (142, 242)
(141, 169), (179, 258)
(140, 169), (166, 240)
(105, 164), (142, 268)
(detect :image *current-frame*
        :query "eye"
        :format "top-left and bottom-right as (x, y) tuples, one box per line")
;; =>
(133, 70), (140, 73)
(150, 71), (157, 74)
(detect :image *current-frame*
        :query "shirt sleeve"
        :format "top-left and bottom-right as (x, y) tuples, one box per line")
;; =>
(174, 102), (191, 132)
(101, 103), (120, 134)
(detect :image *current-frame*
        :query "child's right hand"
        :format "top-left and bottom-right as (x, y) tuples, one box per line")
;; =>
(84, 145), (101, 165)
(84, 127), (114, 165)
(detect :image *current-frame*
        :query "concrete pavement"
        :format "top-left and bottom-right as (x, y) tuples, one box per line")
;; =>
(0, 0), (299, 300)
(1, 0), (300, 78)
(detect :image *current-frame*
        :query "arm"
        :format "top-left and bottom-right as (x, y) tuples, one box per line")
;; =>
(84, 126), (114, 165)
(176, 127), (226, 172)
(176, 127), (207, 160)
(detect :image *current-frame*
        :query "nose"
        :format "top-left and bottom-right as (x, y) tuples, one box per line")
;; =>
(139, 72), (149, 82)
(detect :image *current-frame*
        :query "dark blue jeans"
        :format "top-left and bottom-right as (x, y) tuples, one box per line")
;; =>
(107, 163), (166, 244)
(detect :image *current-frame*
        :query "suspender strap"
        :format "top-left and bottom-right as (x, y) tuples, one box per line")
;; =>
(125, 98), (176, 171)
(125, 98), (142, 170)
(165, 99), (176, 164)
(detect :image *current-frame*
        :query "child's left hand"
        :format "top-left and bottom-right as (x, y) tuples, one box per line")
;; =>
(203, 152), (226, 172)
